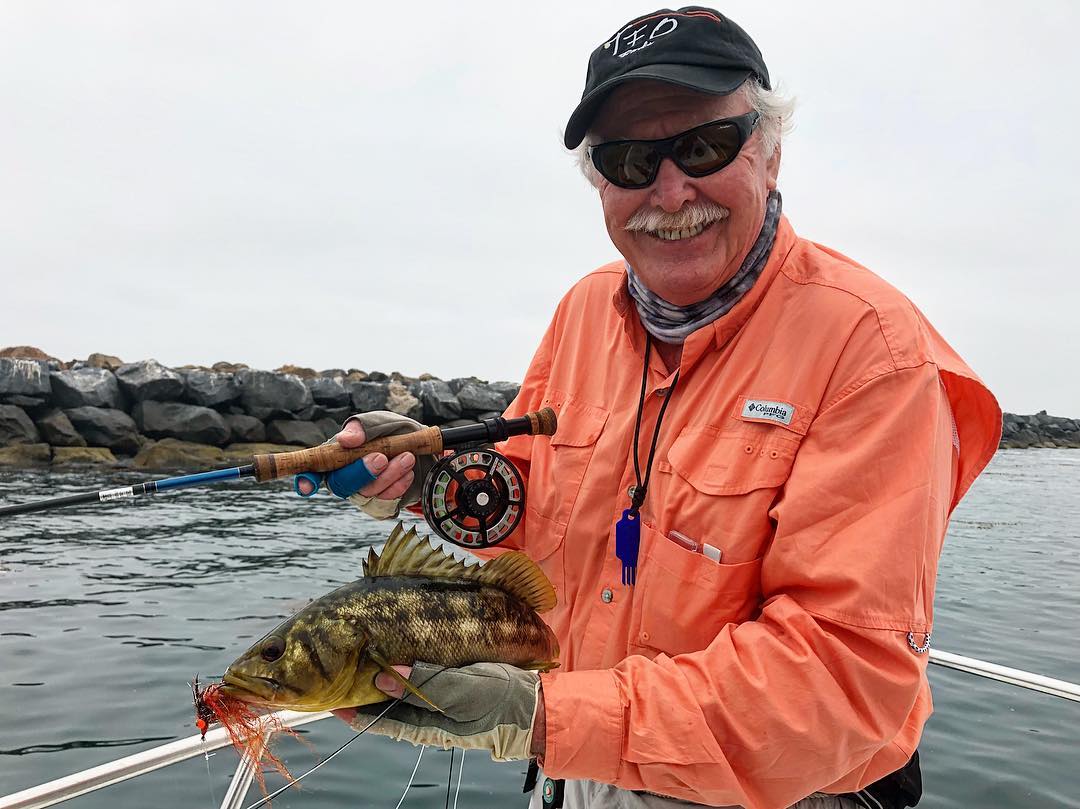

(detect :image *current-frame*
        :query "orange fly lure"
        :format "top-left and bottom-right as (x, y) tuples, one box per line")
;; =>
(191, 675), (301, 794)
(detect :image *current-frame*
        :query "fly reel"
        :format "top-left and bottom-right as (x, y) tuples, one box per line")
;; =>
(421, 446), (525, 548)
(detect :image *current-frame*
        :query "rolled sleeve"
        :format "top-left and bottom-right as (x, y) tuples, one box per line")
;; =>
(540, 668), (625, 784)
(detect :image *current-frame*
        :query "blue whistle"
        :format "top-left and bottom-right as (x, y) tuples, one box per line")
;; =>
(615, 508), (641, 586)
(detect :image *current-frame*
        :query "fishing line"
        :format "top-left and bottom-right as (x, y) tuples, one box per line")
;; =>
(392, 745), (427, 809)
(452, 749), (466, 809)
(241, 665), (455, 809)
(203, 750), (217, 808)
(241, 698), (403, 809)
(444, 747), (455, 809)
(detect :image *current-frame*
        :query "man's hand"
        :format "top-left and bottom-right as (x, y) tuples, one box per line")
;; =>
(293, 411), (431, 518)
(333, 662), (546, 762)
(293, 420), (416, 499)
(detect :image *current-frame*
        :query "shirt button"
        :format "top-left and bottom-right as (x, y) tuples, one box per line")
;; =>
(627, 484), (637, 500)
(641, 631), (650, 641)
(601, 588), (614, 603)
(655, 387), (668, 397)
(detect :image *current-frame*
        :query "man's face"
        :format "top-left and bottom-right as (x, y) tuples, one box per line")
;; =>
(592, 82), (780, 306)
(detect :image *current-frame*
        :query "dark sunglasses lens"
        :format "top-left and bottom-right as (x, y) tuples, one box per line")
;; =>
(674, 123), (743, 175)
(595, 142), (659, 188)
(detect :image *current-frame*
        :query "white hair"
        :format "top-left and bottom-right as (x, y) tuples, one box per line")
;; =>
(572, 79), (795, 187)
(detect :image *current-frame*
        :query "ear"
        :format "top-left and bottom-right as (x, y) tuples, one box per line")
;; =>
(766, 143), (782, 191)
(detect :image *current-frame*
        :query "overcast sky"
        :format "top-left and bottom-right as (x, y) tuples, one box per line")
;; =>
(1, 2), (1077, 415)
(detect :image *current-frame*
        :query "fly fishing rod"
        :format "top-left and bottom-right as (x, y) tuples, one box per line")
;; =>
(0, 408), (557, 523)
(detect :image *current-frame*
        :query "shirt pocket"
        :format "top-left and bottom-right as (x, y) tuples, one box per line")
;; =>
(666, 425), (798, 496)
(630, 521), (764, 658)
(657, 425), (800, 562)
(523, 390), (609, 562)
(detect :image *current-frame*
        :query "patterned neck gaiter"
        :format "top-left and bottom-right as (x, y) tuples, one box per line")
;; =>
(626, 190), (782, 345)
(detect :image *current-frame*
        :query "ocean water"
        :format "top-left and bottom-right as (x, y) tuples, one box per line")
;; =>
(0, 450), (1076, 808)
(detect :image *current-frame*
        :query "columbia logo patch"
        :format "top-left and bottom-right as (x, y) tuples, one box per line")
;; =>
(741, 399), (795, 426)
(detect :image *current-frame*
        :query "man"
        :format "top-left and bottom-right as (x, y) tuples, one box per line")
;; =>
(296, 8), (1000, 808)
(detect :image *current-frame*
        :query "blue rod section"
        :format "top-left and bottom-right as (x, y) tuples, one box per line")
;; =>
(152, 467), (248, 492)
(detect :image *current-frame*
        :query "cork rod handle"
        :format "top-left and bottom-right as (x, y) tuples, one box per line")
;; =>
(252, 427), (444, 482)
(251, 406), (558, 483)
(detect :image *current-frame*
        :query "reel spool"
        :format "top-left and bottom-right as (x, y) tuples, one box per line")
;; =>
(421, 447), (524, 548)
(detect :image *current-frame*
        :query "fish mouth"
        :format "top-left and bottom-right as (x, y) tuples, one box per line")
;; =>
(219, 667), (355, 712)
(219, 670), (280, 704)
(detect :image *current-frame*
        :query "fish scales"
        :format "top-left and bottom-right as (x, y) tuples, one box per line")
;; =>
(328, 577), (552, 667)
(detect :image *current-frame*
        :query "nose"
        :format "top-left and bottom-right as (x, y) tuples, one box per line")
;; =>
(649, 157), (697, 213)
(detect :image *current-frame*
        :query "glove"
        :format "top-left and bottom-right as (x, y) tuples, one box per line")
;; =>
(293, 411), (436, 519)
(342, 662), (541, 762)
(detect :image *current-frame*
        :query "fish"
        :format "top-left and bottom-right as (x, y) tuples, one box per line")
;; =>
(218, 522), (560, 713)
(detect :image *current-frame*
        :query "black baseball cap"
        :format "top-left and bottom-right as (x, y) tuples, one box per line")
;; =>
(564, 7), (770, 149)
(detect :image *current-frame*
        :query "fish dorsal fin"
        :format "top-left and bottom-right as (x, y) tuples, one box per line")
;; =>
(474, 550), (557, 614)
(363, 523), (556, 613)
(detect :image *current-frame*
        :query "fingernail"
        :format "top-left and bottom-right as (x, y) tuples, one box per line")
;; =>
(400, 453), (416, 468)
(367, 454), (388, 473)
(375, 673), (395, 692)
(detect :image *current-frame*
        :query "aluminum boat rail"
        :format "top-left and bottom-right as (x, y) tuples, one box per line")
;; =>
(1, 650), (1077, 809)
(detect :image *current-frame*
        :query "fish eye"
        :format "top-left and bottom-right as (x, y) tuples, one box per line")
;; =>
(259, 635), (286, 663)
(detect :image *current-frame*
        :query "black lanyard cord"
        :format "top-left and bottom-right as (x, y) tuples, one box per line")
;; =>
(630, 334), (679, 514)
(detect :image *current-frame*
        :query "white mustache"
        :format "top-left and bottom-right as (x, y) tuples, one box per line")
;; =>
(624, 200), (730, 233)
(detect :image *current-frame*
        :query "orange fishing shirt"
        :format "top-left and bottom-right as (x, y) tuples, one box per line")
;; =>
(493, 216), (1001, 809)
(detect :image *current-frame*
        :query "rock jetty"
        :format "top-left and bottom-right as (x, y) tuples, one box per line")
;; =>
(0, 347), (1074, 470)
(0, 349), (518, 470)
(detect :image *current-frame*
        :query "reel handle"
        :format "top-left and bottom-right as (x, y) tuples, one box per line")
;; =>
(251, 406), (557, 483)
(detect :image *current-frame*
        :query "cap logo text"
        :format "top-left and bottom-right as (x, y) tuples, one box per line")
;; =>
(741, 399), (795, 426)
(603, 17), (678, 58)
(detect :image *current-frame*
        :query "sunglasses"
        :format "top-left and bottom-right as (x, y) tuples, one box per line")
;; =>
(589, 111), (760, 189)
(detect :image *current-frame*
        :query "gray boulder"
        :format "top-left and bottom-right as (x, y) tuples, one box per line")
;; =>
(350, 381), (389, 413)
(237, 370), (314, 420)
(266, 420), (325, 447)
(0, 358), (51, 398)
(183, 369), (241, 408)
(315, 417), (341, 440)
(115, 359), (185, 402)
(1, 395), (47, 410)
(50, 368), (122, 409)
(224, 414), (266, 443)
(133, 401), (230, 446)
(0, 405), (41, 446)
(65, 407), (141, 454)
(456, 382), (507, 414)
(35, 409), (87, 447)
(448, 376), (483, 394)
(365, 371), (390, 382)
(413, 380), (461, 424)
(312, 404), (353, 424)
(305, 376), (351, 407)
(489, 381), (521, 406)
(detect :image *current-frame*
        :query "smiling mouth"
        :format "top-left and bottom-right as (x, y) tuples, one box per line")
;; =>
(646, 220), (717, 242)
